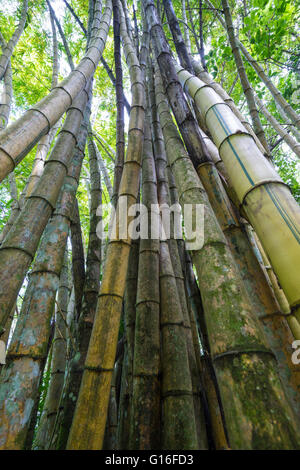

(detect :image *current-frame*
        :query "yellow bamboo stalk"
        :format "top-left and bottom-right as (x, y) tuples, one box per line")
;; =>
(66, 0), (145, 449)
(191, 58), (268, 158)
(175, 64), (300, 320)
(0, 0), (112, 182)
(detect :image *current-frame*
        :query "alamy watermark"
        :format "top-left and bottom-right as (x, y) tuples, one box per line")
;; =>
(95, 196), (204, 251)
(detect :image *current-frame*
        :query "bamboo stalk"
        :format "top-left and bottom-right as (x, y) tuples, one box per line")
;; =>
(66, 0), (145, 449)
(0, 58), (12, 131)
(0, 0), (112, 182)
(129, 110), (160, 450)
(0, 87), (89, 335)
(191, 58), (269, 158)
(117, 239), (139, 449)
(148, 63), (207, 449)
(70, 199), (86, 318)
(94, 141), (113, 200)
(112, 0), (126, 207)
(181, 0), (191, 55)
(184, 250), (230, 449)
(34, 252), (70, 450)
(175, 63), (300, 331)
(163, 0), (194, 73)
(55, 125), (102, 449)
(155, 67), (300, 449)
(0, 124), (87, 449)
(0, 0), (28, 80)
(254, 94), (300, 160)
(159, 237), (199, 449)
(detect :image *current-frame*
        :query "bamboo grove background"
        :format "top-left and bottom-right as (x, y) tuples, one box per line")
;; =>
(0, 0), (299, 450)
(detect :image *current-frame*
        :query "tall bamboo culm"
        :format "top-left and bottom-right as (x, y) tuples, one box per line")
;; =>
(175, 63), (300, 333)
(0, 0), (112, 182)
(66, 0), (145, 449)
(154, 65), (300, 449)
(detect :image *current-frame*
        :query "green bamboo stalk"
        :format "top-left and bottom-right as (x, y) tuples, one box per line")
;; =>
(0, 0), (28, 80)
(117, 238), (139, 449)
(148, 63), (207, 449)
(0, 0), (112, 182)
(155, 67), (300, 449)
(94, 141), (113, 200)
(55, 125), (102, 449)
(66, 0), (145, 449)
(129, 109), (160, 450)
(190, 58), (268, 158)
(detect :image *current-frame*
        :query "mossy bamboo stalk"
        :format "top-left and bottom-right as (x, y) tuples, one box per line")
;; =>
(129, 111), (160, 450)
(155, 69), (300, 449)
(175, 63), (300, 333)
(117, 238), (139, 449)
(197, 152), (300, 411)
(165, 138), (229, 449)
(0, 0), (112, 182)
(165, 124), (230, 450)
(24, 322), (55, 450)
(159, 237), (199, 449)
(34, 252), (70, 450)
(0, 87), (89, 336)
(55, 128), (102, 449)
(0, 129), (87, 449)
(112, 0), (126, 207)
(66, 0), (145, 449)
(0, 0), (28, 80)
(184, 250), (230, 450)
(149, 65), (207, 448)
